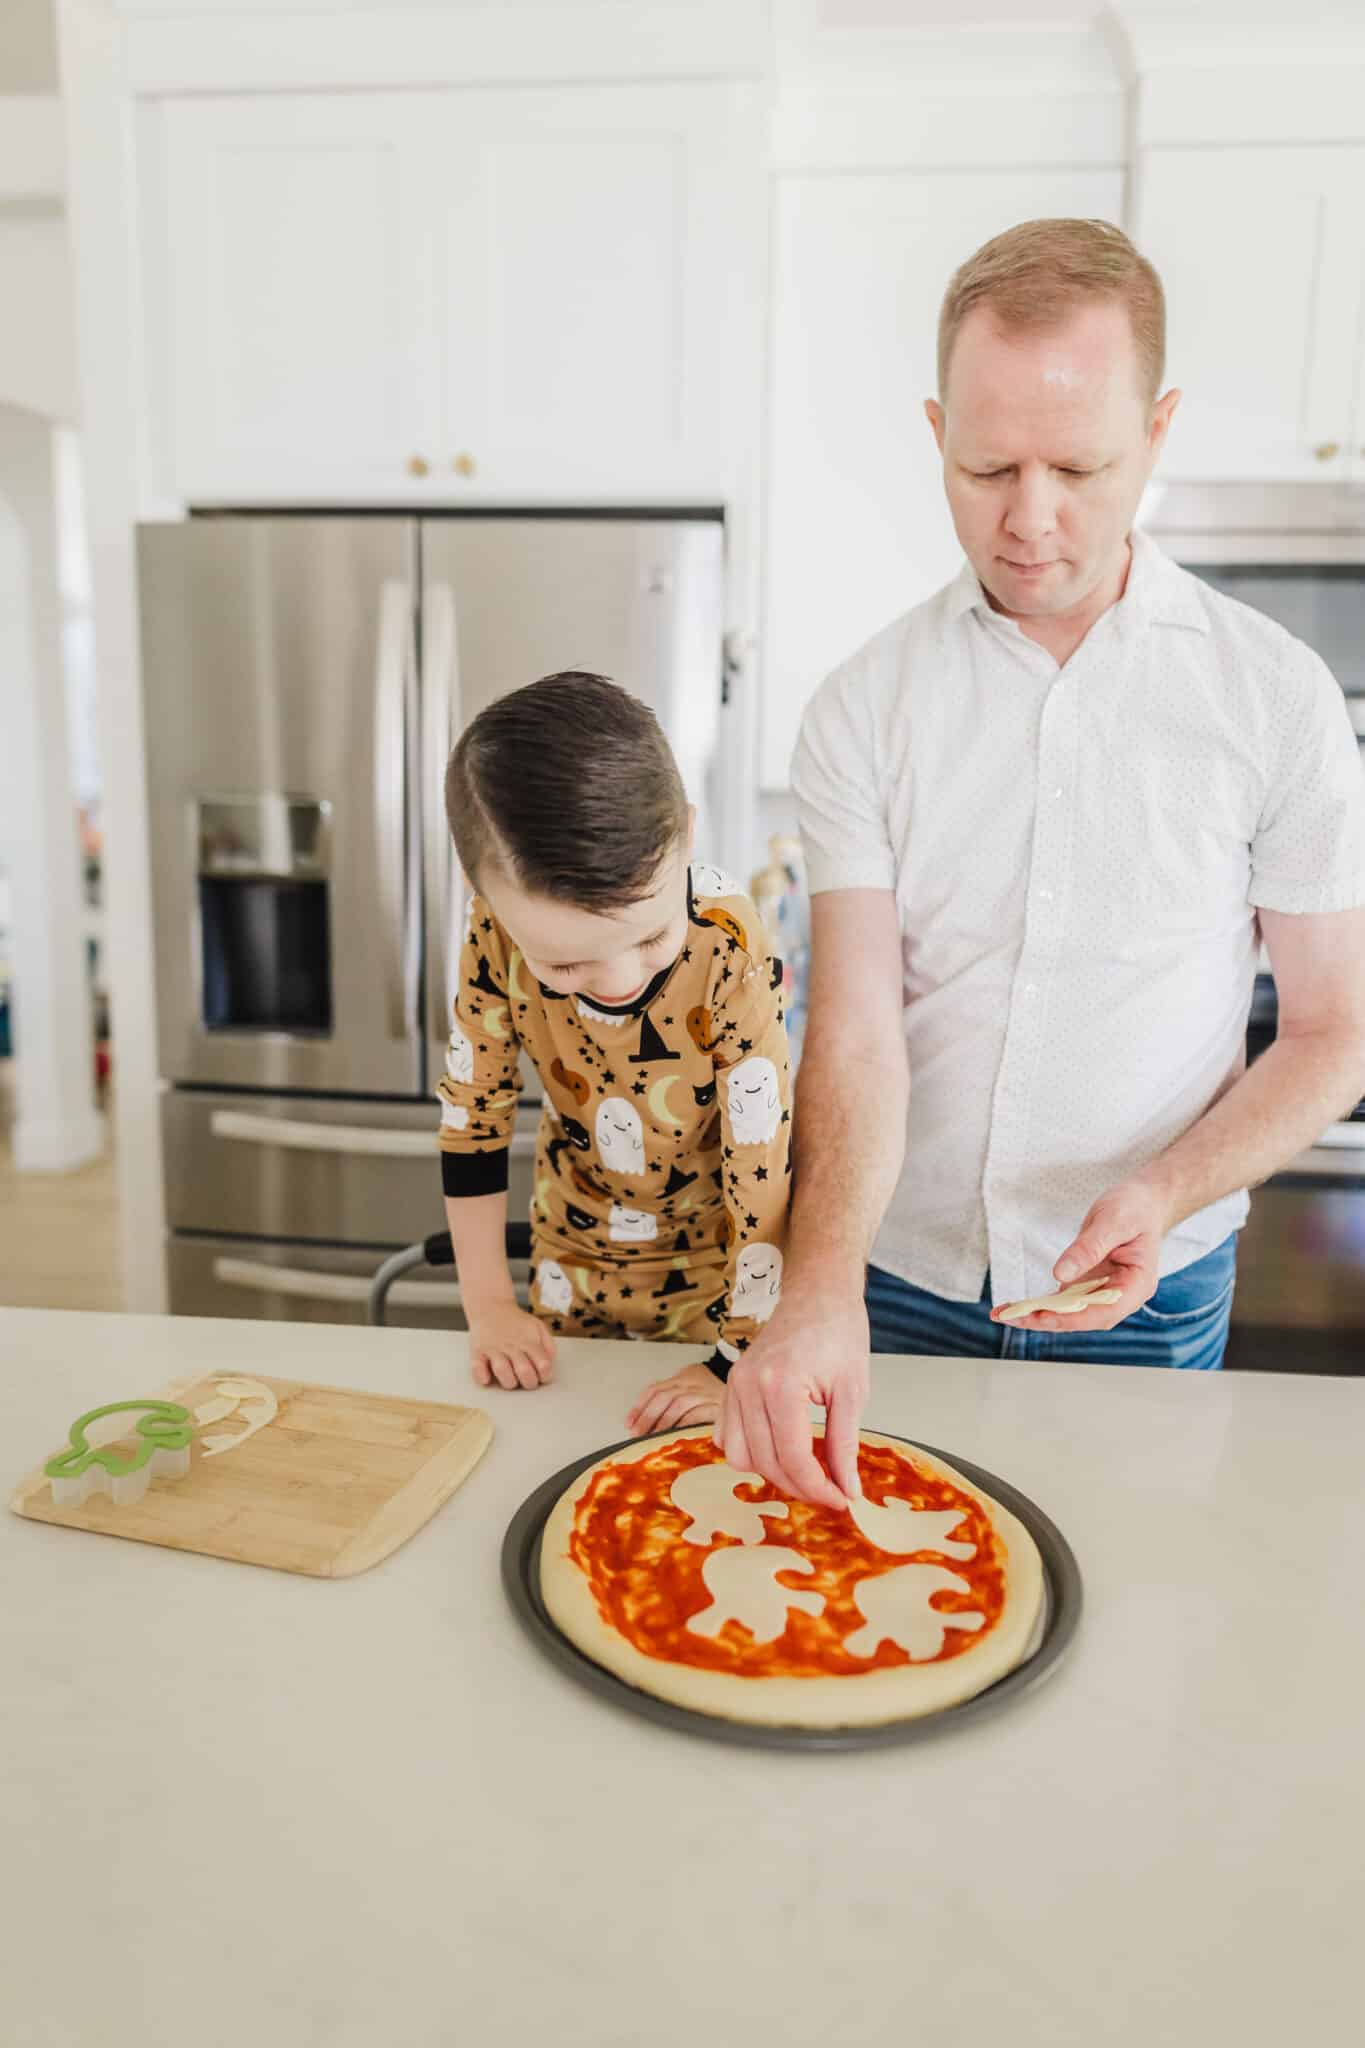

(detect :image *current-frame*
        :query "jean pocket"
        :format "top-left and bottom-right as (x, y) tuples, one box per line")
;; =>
(1133, 1254), (1236, 1328)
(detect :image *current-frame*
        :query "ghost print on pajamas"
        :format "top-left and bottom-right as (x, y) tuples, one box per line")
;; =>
(609, 1204), (658, 1245)
(595, 1098), (646, 1177)
(446, 1019), (475, 1086)
(725, 1056), (783, 1148)
(536, 1260), (574, 1316)
(731, 1242), (783, 1323)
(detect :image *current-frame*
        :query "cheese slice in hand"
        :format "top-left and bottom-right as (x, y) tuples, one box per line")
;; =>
(996, 1277), (1123, 1325)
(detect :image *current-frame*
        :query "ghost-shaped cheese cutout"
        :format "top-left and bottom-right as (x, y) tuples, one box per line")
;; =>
(670, 1462), (789, 1545)
(731, 1242), (783, 1323)
(441, 1101), (469, 1132)
(725, 1056), (782, 1147)
(686, 1547), (824, 1644)
(536, 1260), (574, 1315)
(847, 1497), (976, 1561)
(609, 1204), (658, 1244)
(595, 1097), (646, 1177)
(844, 1564), (985, 1662)
(445, 1019), (474, 1086)
(690, 861), (742, 899)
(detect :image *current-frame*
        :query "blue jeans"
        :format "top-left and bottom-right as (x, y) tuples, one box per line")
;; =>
(865, 1235), (1237, 1370)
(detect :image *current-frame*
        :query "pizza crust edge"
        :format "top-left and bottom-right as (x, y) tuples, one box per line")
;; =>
(539, 1427), (1046, 1729)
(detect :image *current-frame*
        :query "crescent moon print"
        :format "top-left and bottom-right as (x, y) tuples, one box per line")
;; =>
(481, 1003), (510, 1042)
(648, 1074), (686, 1129)
(506, 948), (534, 1005)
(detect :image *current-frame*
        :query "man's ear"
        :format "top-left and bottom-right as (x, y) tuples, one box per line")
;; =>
(924, 398), (947, 454)
(1148, 387), (1181, 460)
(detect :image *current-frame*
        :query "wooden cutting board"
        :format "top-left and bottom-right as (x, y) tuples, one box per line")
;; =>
(10, 1372), (493, 1578)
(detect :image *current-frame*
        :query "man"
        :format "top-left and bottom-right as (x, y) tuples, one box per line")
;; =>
(718, 218), (1365, 1509)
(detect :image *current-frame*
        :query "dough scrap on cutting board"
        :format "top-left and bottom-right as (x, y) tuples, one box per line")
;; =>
(996, 1277), (1122, 1324)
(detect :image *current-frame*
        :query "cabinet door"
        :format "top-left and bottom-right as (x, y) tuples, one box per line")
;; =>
(1137, 145), (1365, 485)
(158, 95), (442, 499)
(761, 167), (1123, 788)
(438, 84), (756, 501)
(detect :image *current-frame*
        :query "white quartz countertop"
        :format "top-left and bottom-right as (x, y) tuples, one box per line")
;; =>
(3, 1307), (1360, 2048)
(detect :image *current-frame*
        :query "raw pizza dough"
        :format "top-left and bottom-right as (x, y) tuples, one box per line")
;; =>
(539, 1427), (1045, 1729)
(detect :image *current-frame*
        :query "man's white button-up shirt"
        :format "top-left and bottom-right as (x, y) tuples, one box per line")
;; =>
(792, 529), (1365, 1305)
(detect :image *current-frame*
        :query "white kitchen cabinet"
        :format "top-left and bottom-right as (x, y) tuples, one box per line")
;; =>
(761, 166), (1124, 789)
(1136, 145), (1365, 485)
(152, 83), (757, 504)
(159, 94), (442, 500)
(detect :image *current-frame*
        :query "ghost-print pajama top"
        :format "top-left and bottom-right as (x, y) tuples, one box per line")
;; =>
(436, 865), (792, 1368)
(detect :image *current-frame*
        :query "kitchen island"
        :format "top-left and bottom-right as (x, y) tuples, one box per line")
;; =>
(2, 1307), (1358, 2048)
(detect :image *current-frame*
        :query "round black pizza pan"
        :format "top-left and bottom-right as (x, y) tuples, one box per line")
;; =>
(500, 1430), (1082, 1751)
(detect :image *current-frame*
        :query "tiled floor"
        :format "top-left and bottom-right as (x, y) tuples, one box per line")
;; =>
(0, 1067), (123, 1311)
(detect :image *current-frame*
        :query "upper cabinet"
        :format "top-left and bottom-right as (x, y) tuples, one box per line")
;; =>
(150, 83), (761, 504)
(1137, 145), (1365, 484)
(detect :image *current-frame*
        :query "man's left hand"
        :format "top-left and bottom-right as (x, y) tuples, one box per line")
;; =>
(991, 1178), (1173, 1333)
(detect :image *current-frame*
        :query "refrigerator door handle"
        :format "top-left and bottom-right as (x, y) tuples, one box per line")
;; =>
(423, 578), (461, 1042)
(208, 1107), (537, 1162)
(374, 577), (418, 1040)
(212, 1256), (463, 1310)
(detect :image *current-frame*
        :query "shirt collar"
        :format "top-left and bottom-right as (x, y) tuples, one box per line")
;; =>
(943, 527), (1211, 639)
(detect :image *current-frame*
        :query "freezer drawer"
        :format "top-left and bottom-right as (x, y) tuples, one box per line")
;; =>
(162, 1088), (538, 1245)
(166, 1234), (477, 1330)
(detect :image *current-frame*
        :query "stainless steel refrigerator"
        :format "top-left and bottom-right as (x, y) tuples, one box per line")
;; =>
(139, 512), (726, 1324)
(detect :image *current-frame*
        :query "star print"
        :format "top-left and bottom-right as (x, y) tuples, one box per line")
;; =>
(474, 1095), (487, 1111)
(745, 1213), (758, 1230)
(663, 1017), (673, 1027)
(602, 1070), (615, 1085)
(632, 1080), (647, 1096)
(726, 936), (739, 951)
(595, 1291), (607, 1304)
(720, 966), (731, 983)
(738, 1037), (753, 1054)
(621, 1286), (633, 1299)
(481, 918), (492, 933)
(723, 1146), (733, 1160)
(680, 948), (692, 963)
(754, 1166), (768, 1182)
(781, 1110), (790, 1124)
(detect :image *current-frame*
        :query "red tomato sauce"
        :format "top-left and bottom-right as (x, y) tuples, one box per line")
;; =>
(566, 1437), (1007, 1676)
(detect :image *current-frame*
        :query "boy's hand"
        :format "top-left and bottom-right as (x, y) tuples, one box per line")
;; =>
(626, 1360), (722, 1438)
(468, 1304), (556, 1391)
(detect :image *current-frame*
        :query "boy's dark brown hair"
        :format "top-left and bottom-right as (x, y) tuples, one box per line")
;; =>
(445, 671), (689, 912)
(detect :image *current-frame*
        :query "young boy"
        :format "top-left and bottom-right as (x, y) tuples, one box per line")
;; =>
(435, 671), (791, 1435)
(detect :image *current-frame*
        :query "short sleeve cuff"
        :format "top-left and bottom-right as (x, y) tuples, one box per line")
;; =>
(440, 1147), (510, 1198)
(800, 849), (899, 897)
(1249, 873), (1365, 915)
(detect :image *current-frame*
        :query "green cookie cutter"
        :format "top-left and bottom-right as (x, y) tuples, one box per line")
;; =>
(45, 1400), (195, 1483)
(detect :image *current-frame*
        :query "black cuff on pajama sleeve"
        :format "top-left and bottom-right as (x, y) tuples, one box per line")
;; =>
(703, 1348), (731, 1384)
(440, 1147), (511, 1198)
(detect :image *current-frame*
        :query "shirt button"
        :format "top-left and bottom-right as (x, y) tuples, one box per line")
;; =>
(1051, 786), (1064, 800)
(1023, 982), (1038, 998)
(1037, 887), (1054, 901)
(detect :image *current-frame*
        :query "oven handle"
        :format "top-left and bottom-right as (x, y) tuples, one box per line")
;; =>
(374, 577), (418, 1040)
(209, 1108), (537, 1161)
(423, 578), (461, 1042)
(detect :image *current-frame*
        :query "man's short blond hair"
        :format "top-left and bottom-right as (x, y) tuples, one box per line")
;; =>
(937, 218), (1166, 406)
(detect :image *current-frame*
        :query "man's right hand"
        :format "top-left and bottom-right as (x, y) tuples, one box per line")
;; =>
(714, 1279), (870, 1509)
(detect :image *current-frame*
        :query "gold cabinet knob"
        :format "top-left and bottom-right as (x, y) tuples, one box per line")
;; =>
(452, 452), (477, 478)
(407, 455), (430, 478)
(1314, 441), (1341, 463)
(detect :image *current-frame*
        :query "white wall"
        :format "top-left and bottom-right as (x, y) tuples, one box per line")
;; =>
(0, 401), (102, 1171)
